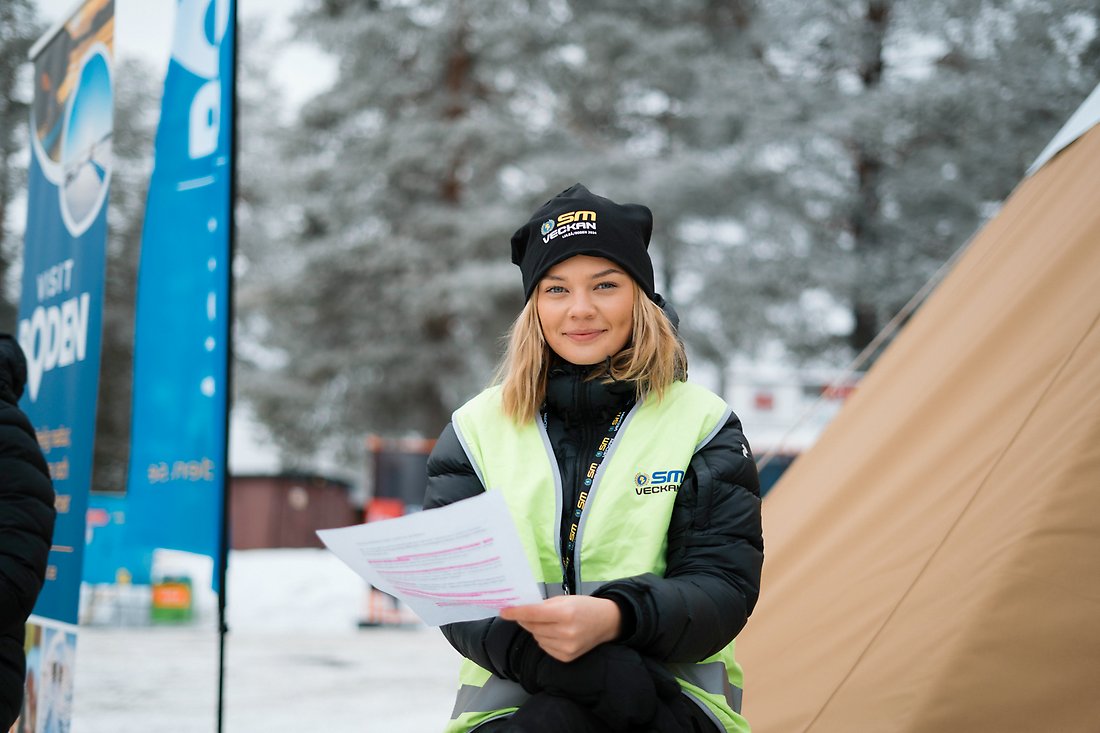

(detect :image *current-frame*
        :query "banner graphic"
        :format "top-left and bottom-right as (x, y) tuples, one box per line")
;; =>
(18, 0), (114, 628)
(14, 618), (78, 733)
(14, 2), (114, 731)
(123, 0), (234, 582)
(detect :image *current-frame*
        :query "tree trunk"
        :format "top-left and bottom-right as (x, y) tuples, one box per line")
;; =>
(847, 0), (890, 354)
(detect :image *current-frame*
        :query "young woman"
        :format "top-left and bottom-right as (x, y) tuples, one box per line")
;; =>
(424, 184), (763, 733)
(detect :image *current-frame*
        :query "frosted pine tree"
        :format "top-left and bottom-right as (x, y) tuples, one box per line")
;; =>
(504, 0), (776, 390)
(0, 0), (40, 331)
(242, 0), (562, 464)
(90, 58), (163, 492)
(698, 0), (1100, 365)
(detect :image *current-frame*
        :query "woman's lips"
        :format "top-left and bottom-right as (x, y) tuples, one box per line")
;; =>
(565, 330), (605, 342)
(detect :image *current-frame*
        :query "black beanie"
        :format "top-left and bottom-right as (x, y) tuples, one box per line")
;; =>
(510, 183), (656, 301)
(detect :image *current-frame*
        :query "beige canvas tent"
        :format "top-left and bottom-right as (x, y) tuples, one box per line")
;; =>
(737, 89), (1100, 732)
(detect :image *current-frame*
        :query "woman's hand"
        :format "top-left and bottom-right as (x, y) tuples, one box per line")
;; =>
(501, 596), (622, 662)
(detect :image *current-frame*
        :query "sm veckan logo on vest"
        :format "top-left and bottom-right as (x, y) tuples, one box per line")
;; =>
(634, 469), (684, 495)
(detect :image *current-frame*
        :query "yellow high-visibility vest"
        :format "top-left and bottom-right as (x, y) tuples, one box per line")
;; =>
(444, 381), (750, 733)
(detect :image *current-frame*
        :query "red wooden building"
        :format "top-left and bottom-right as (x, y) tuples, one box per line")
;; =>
(230, 473), (357, 549)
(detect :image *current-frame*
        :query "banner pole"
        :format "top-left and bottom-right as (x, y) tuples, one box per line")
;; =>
(217, 2), (239, 731)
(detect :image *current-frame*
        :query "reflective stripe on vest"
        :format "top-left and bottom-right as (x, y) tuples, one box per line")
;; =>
(669, 662), (744, 714)
(447, 382), (750, 733)
(450, 677), (528, 719)
(450, 661), (743, 720)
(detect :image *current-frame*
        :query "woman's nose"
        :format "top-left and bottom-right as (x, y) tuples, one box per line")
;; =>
(567, 292), (596, 318)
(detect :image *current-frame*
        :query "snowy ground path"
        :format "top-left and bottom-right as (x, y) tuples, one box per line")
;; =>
(70, 549), (464, 731)
(72, 626), (461, 732)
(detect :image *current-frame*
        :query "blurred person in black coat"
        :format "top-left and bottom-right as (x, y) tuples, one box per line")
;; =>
(0, 334), (56, 730)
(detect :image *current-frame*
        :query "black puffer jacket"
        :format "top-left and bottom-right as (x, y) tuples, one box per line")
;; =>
(0, 335), (56, 730)
(423, 364), (763, 684)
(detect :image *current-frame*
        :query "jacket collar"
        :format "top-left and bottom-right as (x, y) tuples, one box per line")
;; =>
(542, 359), (635, 427)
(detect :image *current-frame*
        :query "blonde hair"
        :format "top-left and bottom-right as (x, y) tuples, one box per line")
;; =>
(495, 287), (687, 423)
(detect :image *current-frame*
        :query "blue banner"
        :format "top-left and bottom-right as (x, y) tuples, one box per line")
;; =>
(122, 0), (234, 584)
(83, 493), (150, 585)
(17, 0), (115, 627)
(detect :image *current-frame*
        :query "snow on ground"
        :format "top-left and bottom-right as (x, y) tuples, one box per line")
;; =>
(226, 548), (369, 632)
(71, 549), (464, 732)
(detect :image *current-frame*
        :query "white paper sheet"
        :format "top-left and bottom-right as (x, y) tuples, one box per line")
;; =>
(316, 491), (543, 626)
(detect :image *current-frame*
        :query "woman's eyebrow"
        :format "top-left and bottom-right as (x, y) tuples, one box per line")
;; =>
(542, 268), (625, 282)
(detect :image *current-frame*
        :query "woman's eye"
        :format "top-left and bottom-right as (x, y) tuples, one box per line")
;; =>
(545, 285), (566, 294)
(595, 281), (618, 290)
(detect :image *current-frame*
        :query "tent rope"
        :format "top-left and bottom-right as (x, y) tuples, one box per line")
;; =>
(755, 233), (979, 473)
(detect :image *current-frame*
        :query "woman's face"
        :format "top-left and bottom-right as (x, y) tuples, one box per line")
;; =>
(536, 255), (635, 365)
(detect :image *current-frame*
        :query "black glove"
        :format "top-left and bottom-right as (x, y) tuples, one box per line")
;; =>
(642, 656), (681, 701)
(529, 644), (660, 731)
(502, 626), (549, 691)
(640, 657), (692, 733)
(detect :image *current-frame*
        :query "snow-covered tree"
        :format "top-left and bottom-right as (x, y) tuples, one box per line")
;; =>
(478, 0), (785, 394)
(0, 0), (40, 331)
(91, 57), (162, 492)
(241, 0), (565, 463)
(240, 0), (1100, 470)
(700, 0), (1100, 363)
